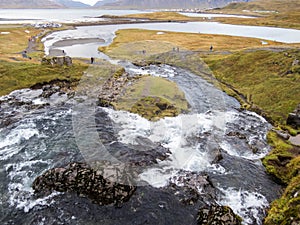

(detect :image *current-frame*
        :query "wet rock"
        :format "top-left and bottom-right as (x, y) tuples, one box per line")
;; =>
(287, 104), (300, 128)
(32, 162), (136, 205)
(98, 69), (131, 105)
(211, 147), (224, 163)
(272, 129), (290, 140)
(167, 171), (216, 205)
(197, 205), (242, 225)
(226, 131), (246, 139)
(41, 56), (73, 66)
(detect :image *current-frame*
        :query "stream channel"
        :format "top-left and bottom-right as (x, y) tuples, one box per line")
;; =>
(0, 23), (285, 225)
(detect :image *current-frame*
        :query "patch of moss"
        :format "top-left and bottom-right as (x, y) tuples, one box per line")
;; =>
(262, 131), (297, 184)
(264, 174), (300, 225)
(115, 75), (189, 120)
(113, 67), (125, 79)
(263, 130), (300, 224)
(130, 96), (179, 121)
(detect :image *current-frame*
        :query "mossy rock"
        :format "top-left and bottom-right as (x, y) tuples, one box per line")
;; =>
(262, 131), (300, 184)
(264, 174), (300, 225)
(113, 67), (125, 79)
(130, 96), (179, 121)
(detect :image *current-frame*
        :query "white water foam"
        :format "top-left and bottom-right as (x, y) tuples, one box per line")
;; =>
(217, 187), (269, 225)
(0, 122), (39, 152)
(104, 107), (237, 187)
(126, 65), (177, 78)
(5, 158), (58, 213)
(1, 107), (73, 213)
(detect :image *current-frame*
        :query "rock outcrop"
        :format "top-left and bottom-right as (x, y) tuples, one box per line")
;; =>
(32, 162), (137, 205)
(287, 104), (300, 128)
(41, 56), (73, 66)
(197, 205), (242, 225)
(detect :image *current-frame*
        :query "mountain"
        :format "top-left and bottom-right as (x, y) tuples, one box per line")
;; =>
(93, 0), (251, 9)
(93, 0), (120, 7)
(55, 0), (90, 8)
(0, 0), (90, 8)
(0, 0), (62, 8)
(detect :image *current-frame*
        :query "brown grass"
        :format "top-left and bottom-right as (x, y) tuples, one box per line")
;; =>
(100, 28), (289, 61)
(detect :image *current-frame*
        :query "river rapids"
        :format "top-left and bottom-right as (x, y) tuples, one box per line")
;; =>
(0, 59), (282, 225)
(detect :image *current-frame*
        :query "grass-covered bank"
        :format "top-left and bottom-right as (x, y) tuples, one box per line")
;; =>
(0, 25), (88, 97)
(0, 60), (88, 96)
(99, 28), (283, 57)
(203, 49), (300, 125)
(119, 0), (300, 30)
(210, 0), (300, 30)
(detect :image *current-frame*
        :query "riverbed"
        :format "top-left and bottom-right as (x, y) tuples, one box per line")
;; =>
(0, 11), (292, 225)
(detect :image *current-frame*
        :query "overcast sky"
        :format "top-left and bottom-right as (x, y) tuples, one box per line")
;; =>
(77, 0), (100, 6)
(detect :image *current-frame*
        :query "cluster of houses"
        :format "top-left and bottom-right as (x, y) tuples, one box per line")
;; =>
(32, 22), (62, 28)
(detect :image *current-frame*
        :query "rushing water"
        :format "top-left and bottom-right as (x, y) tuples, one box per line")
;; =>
(0, 59), (282, 224)
(0, 13), (287, 224)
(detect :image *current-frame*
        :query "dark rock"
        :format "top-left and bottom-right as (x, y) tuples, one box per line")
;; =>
(212, 148), (223, 163)
(226, 131), (246, 139)
(41, 56), (73, 66)
(167, 171), (216, 205)
(287, 104), (300, 128)
(197, 205), (242, 225)
(156, 102), (168, 110)
(32, 162), (136, 205)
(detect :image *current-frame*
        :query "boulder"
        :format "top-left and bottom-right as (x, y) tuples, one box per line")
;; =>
(41, 56), (73, 66)
(32, 162), (136, 205)
(197, 205), (242, 225)
(287, 104), (300, 128)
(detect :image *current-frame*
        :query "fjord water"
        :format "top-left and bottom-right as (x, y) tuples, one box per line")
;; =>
(0, 9), (151, 24)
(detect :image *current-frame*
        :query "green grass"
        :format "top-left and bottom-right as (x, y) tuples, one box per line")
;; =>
(0, 60), (88, 96)
(115, 75), (189, 121)
(204, 49), (300, 125)
(263, 131), (300, 225)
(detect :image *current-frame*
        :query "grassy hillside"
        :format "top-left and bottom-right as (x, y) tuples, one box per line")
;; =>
(211, 0), (300, 29)
(122, 1), (300, 30)
(204, 49), (300, 124)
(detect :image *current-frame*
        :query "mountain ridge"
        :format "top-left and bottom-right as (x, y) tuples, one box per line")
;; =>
(94, 0), (251, 9)
(0, 0), (250, 9)
(0, 0), (90, 9)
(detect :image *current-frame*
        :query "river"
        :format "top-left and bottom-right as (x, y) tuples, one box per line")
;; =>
(0, 12), (289, 225)
(42, 21), (300, 59)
